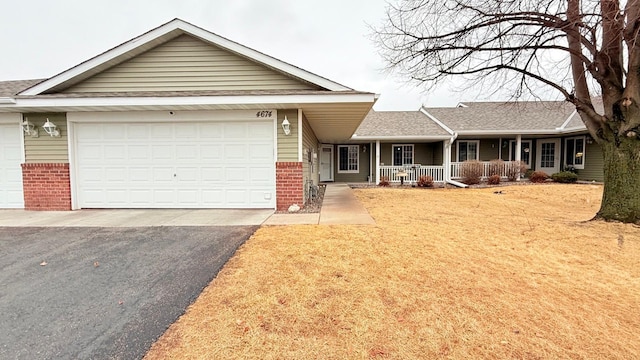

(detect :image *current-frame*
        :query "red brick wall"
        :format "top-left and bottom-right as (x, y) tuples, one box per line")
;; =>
(21, 163), (72, 211)
(276, 162), (303, 211)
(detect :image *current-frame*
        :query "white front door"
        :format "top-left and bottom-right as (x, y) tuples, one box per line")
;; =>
(536, 139), (561, 175)
(0, 122), (24, 208)
(319, 145), (333, 181)
(73, 114), (275, 209)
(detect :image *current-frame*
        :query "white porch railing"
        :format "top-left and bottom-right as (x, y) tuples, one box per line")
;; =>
(450, 161), (518, 180)
(380, 165), (445, 183)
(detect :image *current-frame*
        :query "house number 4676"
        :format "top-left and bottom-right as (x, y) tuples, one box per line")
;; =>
(256, 111), (273, 118)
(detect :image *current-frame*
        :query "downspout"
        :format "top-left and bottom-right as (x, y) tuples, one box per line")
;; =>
(444, 133), (468, 188)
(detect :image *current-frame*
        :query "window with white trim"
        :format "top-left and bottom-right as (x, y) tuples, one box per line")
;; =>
(457, 140), (479, 161)
(392, 144), (414, 166)
(565, 136), (585, 169)
(338, 145), (359, 173)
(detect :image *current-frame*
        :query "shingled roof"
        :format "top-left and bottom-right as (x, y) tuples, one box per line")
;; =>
(0, 79), (44, 97)
(424, 101), (583, 133)
(353, 110), (451, 139)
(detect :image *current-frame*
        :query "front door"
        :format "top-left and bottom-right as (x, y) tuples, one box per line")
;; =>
(536, 139), (561, 175)
(319, 145), (333, 181)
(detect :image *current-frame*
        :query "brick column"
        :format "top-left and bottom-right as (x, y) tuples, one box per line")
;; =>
(21, 163), (72, 211)
(276, 162), (303, 211)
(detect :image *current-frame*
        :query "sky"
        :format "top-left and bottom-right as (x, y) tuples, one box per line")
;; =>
(0, 0), (494, 110)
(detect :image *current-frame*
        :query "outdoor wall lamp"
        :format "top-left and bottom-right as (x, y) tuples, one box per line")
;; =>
(21, 118), (38, 137)
(42, 118), (60, 137)
(281, 116), (291, 135)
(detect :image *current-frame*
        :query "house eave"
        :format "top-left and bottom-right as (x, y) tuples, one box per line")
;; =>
(455, 129), (586, 136)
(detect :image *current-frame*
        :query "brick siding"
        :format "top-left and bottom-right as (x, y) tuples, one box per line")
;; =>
(276, 162), (303, 211)
(21, 163), (72, 210)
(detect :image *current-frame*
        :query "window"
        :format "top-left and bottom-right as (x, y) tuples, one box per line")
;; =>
(565, 136), (585, 169)
(392, 144), (414, 166)
(457, 141), (479, 161)
(338, 145), (359, 173)
(540, 142), (556, 168)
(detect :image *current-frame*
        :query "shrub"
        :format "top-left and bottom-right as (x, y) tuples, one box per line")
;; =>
(488, 159), (504, 177)
(524, 169), (535, 179)
(529, 171), (549, 183)
(487, 174), (501, 185)
(460, 160), (483, 185)
(378, 176), (390, 187)
(551, 171), (578, 183)
(506, 160), (528, 181)
(417, 175), (434, 188)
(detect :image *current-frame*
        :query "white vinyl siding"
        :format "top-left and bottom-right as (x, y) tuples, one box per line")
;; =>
(0, 122), (24, 208)
(565, 136), (585, 169)
(338, 145), (359, 173)
(64, 35), (320, 93)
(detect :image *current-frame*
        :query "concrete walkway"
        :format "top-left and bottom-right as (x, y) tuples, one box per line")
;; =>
(264, 183), (375, 225)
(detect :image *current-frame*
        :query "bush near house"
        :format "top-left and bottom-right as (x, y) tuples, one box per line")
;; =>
(417, 175), (434, 188)
(488, 159), (505, 178)
(552, 171), (579, 183)
(506, 160), (528, 181)
(529, 171), (549, 183)
(378, 176), (390, 187)
(487, 174), (501, 185)
(460, 160), (483, 185)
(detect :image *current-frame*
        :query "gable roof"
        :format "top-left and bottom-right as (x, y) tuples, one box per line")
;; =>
(423, 101), (587, 135)
(19, 18), (351, 96)
(352, 109), (452, 140)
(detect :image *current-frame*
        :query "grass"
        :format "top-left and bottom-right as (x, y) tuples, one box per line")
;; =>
(145, 184), (640, 359)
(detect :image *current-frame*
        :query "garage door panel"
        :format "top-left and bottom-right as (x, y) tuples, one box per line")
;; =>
(76, 119), (275, 208)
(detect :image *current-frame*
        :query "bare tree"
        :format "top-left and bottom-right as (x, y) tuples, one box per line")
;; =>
(374, 0), (640, 223)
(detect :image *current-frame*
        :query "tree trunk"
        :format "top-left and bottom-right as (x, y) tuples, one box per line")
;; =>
(596, 137), (640, 223)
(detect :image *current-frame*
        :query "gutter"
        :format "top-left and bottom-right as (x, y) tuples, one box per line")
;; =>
(0, 97), (16, 104)
(443, 132), (468, 188)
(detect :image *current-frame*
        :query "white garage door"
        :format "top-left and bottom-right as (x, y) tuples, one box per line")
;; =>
(75, 120), (275, 209)
(0, 123), (24, 208)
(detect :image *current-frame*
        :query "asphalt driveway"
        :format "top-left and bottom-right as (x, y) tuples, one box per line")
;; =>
(0, 225), (257, 359)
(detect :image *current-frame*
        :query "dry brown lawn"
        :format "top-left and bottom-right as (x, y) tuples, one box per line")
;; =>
(145, 184), (640, 360)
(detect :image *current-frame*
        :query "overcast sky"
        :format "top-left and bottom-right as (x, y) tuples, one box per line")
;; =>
(0, 0), (501, 110)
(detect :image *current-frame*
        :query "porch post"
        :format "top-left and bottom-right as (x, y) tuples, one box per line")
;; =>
(369, 142), (373, 184)
(498, 137), (502, 160)
(375, 140), (380, 184)
(443, 140), (450, 181)
(515, 134), (522, 181)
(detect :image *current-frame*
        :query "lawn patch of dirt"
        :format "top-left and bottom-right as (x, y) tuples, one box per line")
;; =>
(145, 184), (640, 359)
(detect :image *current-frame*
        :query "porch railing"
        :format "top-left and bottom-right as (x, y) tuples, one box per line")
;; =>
(450, 161), (518, 180)
(379, 165), (445, 183)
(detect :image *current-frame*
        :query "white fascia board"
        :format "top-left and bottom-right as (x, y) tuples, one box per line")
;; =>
(0, 98), (16, 104)
(4, 93), (377, 109)
(350, 135), (451, 141)
(420, 107), (455, 135)
(20, 19), (350, 96)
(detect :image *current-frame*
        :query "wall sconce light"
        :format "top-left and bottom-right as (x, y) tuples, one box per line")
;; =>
(42, 118), (60, 137)
(22, 118), (38, 137)
(586, 136), (593, 144)
(281, 116), (291, 136)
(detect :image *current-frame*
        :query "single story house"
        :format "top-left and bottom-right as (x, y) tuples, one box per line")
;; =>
(0, 19), (377, 211)
(322, 101), (603, 185)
